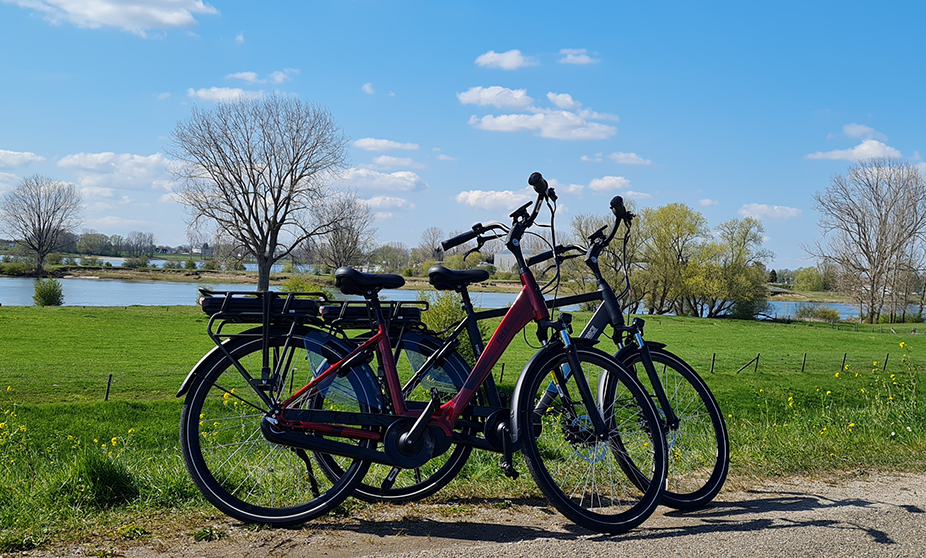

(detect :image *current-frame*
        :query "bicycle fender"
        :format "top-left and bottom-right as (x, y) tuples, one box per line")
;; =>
(509, 338), (600, 445)
(177, 343), (227, 397)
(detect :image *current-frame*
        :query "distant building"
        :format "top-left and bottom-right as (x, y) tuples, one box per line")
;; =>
(494, 249), (536, 273)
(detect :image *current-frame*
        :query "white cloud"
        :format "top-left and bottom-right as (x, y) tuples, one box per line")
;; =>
(362, 82), (375, 95)
(625, 191), (651, 200)
(226, 71), (261, 84)
(187, 87), (265, 102)
(558, 48), (599, 65)
(370, 156), (424, 169)
(436, 154), (458, 161)
(608, 152), (652, 165)
(353, 138), (420, 151)
(57, 152), (176, 192)
(225, 69), (298, 84)
(339, 168), (428, 192)
(365, 196), (415, 211)
(468, 110), (616, 141)
(547, 92), (580, 110)
(235, 32), (244, 44)
(156, 92), (171, 100)
(457, 86), (533, 108)
(699, 198), (719, 207)
(589, 176), (631, 192)
(842, 123), (887, 142)
(474, 49), (538, 70)
(581, 153), (604, 163)
(0, 149), (46, 169)
(269, 69), (299, 84)
(738, 203), (802, 220)
(4, 0), (219, 37)
(805, 139), (902, 161)
(455, 188), (533, 210)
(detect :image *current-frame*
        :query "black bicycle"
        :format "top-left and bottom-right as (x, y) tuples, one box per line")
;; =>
(347, 193), (728, 510)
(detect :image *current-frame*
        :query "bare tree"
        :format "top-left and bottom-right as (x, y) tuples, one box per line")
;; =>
(316, 192), (377, 269)
(415, 227), (444, 261)
(0, 174), (82, 274)
(809, 158), (926, 323)
(169, 94), (349, 291)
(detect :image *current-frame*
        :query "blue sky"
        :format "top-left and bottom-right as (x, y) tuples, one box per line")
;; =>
(1, 1), (924, 270)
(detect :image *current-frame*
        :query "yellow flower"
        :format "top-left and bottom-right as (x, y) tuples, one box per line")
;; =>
(111, 437), (118, 446)
(835, 372), (840, 378)
(826, 391), (831, 395)
(899, 342), (906, 348)
(849, 423), (855, 427)
(128, 428), (135, 434)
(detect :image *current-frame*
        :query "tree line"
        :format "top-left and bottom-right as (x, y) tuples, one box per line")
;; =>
(3, 96), (924, 324)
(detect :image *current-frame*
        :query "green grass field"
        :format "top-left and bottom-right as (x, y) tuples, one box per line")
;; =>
(0, 305), (923, 549)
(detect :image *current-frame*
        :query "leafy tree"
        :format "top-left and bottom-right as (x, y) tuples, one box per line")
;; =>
(0, 175), (82, 274)
(170, 94), (349, 291)
(637, 203), (708, 314)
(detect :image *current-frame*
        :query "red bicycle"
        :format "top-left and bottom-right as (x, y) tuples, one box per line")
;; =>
(179, 173), (668, 533)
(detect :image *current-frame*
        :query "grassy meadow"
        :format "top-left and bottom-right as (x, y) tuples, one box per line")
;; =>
(0, 305), (923, 549)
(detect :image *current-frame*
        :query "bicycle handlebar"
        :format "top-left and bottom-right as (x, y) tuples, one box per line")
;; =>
(526, 244), (584, 267)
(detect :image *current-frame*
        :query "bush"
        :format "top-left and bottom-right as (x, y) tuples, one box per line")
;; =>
(79, 257), (102, 267)
(279, 274), (334, 299)
(33, 279), (64, 307)
(795, 302), (840, 323)
(184, 258), (198, 270)
(46, 253), (64, 265)
(416, 289), (490, 366)
(0, 262), (30, 276)
(122, 256), (149, 269)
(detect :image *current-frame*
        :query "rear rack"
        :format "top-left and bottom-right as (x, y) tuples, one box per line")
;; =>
(320, 300), (429, 330)
(199, 288), (326, 322)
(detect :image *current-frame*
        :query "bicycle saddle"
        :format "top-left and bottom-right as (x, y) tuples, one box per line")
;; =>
(335, 267), (405, 296)
(427, 265), (490, 291)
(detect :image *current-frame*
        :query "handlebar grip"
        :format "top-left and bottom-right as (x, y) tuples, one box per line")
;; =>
(610, 196), (627, 219)
(528, 172), (548, 195)
(441, 226), (481, 251)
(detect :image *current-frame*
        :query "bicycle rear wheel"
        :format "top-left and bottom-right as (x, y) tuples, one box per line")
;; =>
(617, 346), (729, 510)
(180, 327), (380, 526)
(515, 345), (667, 533)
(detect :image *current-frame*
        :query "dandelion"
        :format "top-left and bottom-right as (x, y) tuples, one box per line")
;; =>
(5, 386), (10, 392)
(111, 437), (118, 446)
(826, 391), (831, 395)
(788, 396), (794, 408)
(128, 428), (135, 434)
(899, 342), (906, 348)
(835, 372), (840, 378)
(93, 439), (98, 444)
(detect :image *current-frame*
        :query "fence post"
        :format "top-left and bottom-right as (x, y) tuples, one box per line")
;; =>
(754, 353), (760, 373)
(801, 353), (807, 373)
(841, 353), (847, 372)
(710, 353), (716, 374)
(884, 353), (889, 372)
(105, 373), (113, 402)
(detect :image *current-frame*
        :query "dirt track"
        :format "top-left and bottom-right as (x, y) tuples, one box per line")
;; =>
(19, 472), (926, 558)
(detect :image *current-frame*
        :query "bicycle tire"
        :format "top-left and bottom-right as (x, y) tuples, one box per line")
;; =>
(179, 327), (379, 526)
(318, 330), (476, 503)
(515, 344), (667, 533)
(616, 346), (729, 510)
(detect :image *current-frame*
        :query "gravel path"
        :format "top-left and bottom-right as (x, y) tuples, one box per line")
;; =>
(23, 472), (926, 558)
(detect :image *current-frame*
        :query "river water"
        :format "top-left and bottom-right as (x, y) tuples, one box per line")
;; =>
(0, 275), (864, 319)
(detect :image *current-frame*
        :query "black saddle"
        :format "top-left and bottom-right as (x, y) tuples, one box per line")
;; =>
(428, 265), (490, 291)
(335, 267), (405, 296)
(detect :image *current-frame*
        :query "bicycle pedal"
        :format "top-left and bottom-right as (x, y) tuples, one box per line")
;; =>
(499, 461), (520, 480)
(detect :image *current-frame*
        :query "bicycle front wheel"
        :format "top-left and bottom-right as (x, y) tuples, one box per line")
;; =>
(180, 328), (379, 526)
(515, 345), (667, 533)
(617, 346), (729, 510)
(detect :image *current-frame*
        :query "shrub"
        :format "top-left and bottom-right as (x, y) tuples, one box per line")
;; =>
(46, 253), (64, 265)
(33, 278), (64, 307)
(416, 289), (490, 366)
(0, 262), (30, 276)
(79, 257), (102, 267)
(795, 302), (840, 323)
(279, 274), (333, 299)
(184, 258), (198, 270)
(202, 260), (219, 271)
